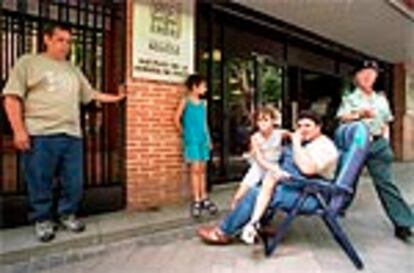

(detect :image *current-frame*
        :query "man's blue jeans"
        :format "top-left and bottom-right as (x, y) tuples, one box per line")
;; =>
(22, 134), (83, 222)
(220, 184), (319, 236)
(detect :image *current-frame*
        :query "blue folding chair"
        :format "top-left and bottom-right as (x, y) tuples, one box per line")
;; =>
(262, 122), (370, 270)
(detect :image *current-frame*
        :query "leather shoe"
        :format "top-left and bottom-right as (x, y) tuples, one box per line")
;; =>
(395, 226), (412, 242)
(197, 225), (232, 245)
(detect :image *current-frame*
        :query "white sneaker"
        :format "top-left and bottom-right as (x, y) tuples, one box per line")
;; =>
(240, 223), (259, 244)
(35, 220), (55, 242)
(59, 214), (85, 233)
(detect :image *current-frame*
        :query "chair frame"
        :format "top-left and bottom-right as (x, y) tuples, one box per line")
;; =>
(262, 122), (370, 270)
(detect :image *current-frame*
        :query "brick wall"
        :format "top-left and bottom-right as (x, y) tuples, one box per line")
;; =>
(124, 0), (190, 210)
(392, 63), (414, 161)
(404, 63), (414, 160)
(392, 64), (405, 161)
(125, 82), (190, 210)
(403, 114), (414, 160)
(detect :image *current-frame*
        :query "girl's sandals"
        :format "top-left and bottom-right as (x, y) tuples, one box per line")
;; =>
(201, 199), (218, 215)
(190, 201), (202, 218)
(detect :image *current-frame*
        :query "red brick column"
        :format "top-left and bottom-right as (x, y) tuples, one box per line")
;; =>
(124, 0), (190, 210)
(403, 114), (414, 160)
(392, 63), (414, 161)
(392, 64), (405, 161)
(402, 63), (414, 160)
(125, 82), (189, 209)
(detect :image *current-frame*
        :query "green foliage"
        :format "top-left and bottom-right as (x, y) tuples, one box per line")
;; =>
(261, 65), (282, 104)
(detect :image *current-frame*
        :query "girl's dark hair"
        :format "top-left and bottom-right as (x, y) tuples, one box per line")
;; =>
(185, 74), (206, 90)
(297, 110), (322, 125)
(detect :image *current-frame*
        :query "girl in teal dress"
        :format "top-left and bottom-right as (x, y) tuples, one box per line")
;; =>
(174, 74), (218, 218)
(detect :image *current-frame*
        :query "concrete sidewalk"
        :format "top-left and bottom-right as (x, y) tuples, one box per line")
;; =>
(0, 183), (233, 272)
(1, 162), (413, 273)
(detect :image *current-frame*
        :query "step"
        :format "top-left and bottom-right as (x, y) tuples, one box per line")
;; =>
(0, 184), (235, 272)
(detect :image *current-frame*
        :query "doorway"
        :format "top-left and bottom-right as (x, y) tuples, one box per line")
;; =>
(207, 53), (284, 182)
(299, 70), (345, 136)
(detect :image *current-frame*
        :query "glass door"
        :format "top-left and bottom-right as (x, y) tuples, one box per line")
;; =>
(212, 53), (284, 182)
(256, 54), (284, 123)
(224, 56), (256, 180)
(299, 70), (345, 136)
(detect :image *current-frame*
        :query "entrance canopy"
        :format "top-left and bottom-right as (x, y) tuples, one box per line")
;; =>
(233, 0), (414, 63)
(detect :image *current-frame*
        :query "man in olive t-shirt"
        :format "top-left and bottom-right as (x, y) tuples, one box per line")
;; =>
(2, 23), (125, 242)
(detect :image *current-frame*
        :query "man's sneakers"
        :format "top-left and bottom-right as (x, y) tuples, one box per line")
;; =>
(395, 226), (412, 242)
(59, 214), (86, 233)
(35, 215), (85, 243)
(35, 220), (56, 242)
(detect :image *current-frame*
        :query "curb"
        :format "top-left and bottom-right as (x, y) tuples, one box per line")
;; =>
(0, 210), (229, 273)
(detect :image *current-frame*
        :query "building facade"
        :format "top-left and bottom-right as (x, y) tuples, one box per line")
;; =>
(124, 0), (414, 211)
(1, 0), (413, 227)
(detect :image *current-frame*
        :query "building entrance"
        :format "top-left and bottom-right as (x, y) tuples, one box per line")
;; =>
(207, 52), (284, 182)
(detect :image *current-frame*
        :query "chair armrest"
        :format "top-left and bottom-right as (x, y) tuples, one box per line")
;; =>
(280, 176), (353, 195)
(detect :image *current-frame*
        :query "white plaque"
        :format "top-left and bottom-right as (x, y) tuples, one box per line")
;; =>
(132, 0), (195, 83)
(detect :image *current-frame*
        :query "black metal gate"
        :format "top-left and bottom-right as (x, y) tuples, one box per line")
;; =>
(1, 0), (126, 228)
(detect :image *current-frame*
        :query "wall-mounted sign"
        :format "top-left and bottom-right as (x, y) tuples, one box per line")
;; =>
(132, 0), (195, 83)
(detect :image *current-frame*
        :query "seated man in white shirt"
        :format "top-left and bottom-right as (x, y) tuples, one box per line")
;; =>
(197, 110), (339, 245)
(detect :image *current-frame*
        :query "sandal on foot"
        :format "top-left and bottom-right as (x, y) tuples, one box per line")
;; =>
(190, 201), (202, 218)
(201, 199), (218, 215)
